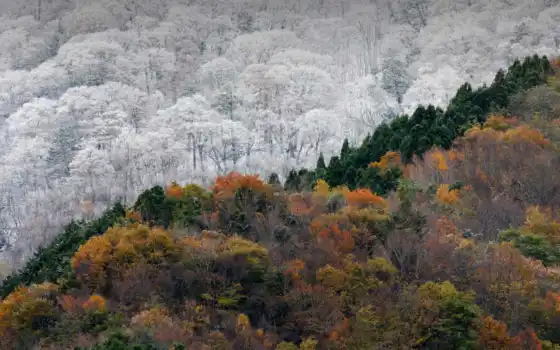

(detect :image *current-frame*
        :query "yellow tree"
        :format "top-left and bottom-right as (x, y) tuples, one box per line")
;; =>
(521, 206), (560, 244)
(0, 283), (59, 347)
(369, 151), (402, 174)
(71, 223), (182, 292)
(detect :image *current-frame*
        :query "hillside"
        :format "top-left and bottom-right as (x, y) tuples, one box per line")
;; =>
(1, 58), (560, 349)
(0, 0), (559, 268)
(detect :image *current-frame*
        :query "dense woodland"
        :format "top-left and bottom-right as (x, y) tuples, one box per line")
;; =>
(285, 54), (555, 193)
(0, 56), (559, 349)
(0, 0), (559, 269)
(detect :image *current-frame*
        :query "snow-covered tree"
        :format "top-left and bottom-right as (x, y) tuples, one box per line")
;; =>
(0, 0), (559, 269)
(382, 53), (412, 104)
(225, 29), (302, 69)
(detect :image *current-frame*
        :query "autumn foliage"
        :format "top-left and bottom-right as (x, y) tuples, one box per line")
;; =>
(71, 223), (181, 292)
(343, 188), (386, 208)
(0, 131), (558, 349)
(436, 184), (459, 204)
(5, 92), (560, 349)
(213, 171), (266, 199)
(369, 151), (402, 172)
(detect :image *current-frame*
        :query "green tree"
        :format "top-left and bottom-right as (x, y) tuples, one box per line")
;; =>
(0, 204), (125, 298)
(316, 153), (327, 170)
(499, 228), (560, 266)
(133, 186), (172, 227)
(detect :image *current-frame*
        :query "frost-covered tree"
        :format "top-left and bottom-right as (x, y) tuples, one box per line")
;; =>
(382, 53), (412, 104)
(0, 0), (558, 269)
(347, 4), (385, 75)
(400, 0), (431, 31)
(225, 29), (302, 69)
(45, 121), (80, 181)
(62, 3), (119, 36)
(199, 57), (239, 117)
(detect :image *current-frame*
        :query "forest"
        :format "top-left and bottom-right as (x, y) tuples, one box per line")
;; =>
(0, 55), (559, 349)
(0, 0), (559, 270)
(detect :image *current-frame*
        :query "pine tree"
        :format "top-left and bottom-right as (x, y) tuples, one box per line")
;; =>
(284, 170), (301, 192)
(326, 156), (344, 187)
(316, 153), (327, 170)
(268, 172), (281, 185)
(340, 139), (351, 161)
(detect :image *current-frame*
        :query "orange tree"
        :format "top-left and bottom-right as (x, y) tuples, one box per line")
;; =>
(210, 172), (291, 241)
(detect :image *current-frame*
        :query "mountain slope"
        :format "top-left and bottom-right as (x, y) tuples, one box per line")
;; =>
(0, 0), (559, 268)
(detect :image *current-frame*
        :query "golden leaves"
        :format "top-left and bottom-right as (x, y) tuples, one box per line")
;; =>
(464, 124), (498, 141)
(213, 172), (266, 199)
(0, 283), (57, 339)
(343, 188), (386, 209)
(71, 223), (182, 291)
(369, 151), (402, 172)
(405, 148), (456, 184)
(59, 293), (109, 315)
(501, 125), (551, 147)
(299, 337), (318, 350)
(366, 257), (398, 277)
(131, 306), (173, 329)
(436, 184), (459, 205)
(316, 264), (348, 290)
(313, 179), (330, 197)
(216, 235), (270, 267)
(178, 236), (204, 250)
(417, 281), (463, 305)
(71, 235), (112, 289)
(0, 286), (29, 336)
(236, 313), (250, 332)
(125, 209), (142, 222)
(82, 294), (106, 313)
(465, 122), (551, 147)
(218, 235), (268, 257)
(432, 150), (448, 171)
(521, 206), (560, 244)
(483, 114), (519, 131)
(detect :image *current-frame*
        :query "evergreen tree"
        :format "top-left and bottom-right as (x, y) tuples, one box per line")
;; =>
(133, 186), (172, 227)
(316, 153), (327, 170)
(268, 172), (281, 185)
(285, 54), (555, 192)
(284, 169), (301, 192)
(0, 203), (125, 298)
(325, 156), (344, 187)
(340, 139), (351, 161)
